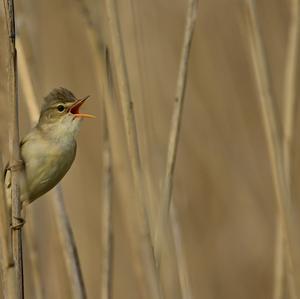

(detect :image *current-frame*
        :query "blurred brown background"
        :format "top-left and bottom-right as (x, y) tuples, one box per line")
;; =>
(0, 0), (297, 298)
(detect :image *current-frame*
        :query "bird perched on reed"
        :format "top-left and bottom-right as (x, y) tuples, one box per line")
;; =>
(5, 87), (95, 209)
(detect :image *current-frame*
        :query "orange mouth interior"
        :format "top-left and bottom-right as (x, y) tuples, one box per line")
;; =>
(69, 97), (95, 119)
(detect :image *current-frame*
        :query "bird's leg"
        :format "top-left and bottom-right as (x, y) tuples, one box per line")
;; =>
(6, 159), (25, 230)
(10, 206), (26, 230)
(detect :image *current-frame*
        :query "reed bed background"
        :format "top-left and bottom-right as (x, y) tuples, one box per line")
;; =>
(0, 0), (299, 298)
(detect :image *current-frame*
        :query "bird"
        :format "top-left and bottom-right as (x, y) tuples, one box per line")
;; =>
(5, 87), (95, 209)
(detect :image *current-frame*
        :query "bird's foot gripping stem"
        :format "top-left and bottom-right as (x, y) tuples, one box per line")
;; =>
(6, 160), (25, 172)
(11, 216), (25, 230)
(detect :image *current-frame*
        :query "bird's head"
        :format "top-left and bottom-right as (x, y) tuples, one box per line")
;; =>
(38, 88), (95, 136)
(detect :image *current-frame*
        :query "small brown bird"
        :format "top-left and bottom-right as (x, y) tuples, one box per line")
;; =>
(5, 87), (95, 207)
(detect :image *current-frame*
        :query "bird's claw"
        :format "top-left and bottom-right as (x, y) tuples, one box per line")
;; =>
(7, 160), (25, 172)
(11, 216), (25, 230)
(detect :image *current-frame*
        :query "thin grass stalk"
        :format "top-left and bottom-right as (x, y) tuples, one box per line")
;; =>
(0, 155), (17, 299)
(273, 222), (285, 299)
(0, 241), (9, 299)
(98, 51), (150, 299)
(274, 1), (300, 298)
(100, 49), (114, 299)
(244, 1), (298, 298)
(15, 37), (39, 122)
(127, 0), (155, 223)
(71, 4), (119, 296)
(170, 205), (193, 299)
(156, 0), (198, 246)
(0, 157), (15, 299)
(0, 157), (14, 299)
(0, 11), (11, 281)
(24, 217), (44, 299)
(52, 186), (87, 299)
(0, 163), (8, 299)
(100, 116), (113, 299)
(0, 238), (8, 299)
(2, 0), (24, 297)
(0, 157), (13, 268)
(96, 45), (149, 298)
(105, 1), (162, 298)
(16, 39), (39, 123)
(101, 55), (113, 298)
(154, 1), (198, 297)
(16, 37), (87, 299)
(161, 0), (198, 219)
(124, 13), (186, 296)
(283, 0), (299, 180)
(73, 3), (152, 296)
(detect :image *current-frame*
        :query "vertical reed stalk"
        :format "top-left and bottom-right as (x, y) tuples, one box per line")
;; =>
(154, 1), (198, 298)
(16, 38), (39, 123)
(161, 0), (198, 220)
(2, 0), (24, 297)
(273, 221), (285, 299)
(72, 0), (148, 298)
(52, 186), (87, 299)
(100, 49), (114, 299)
(0, 240), (8, 299)
(24, 217), (44, 299)
(74, 2), (152, 296)
(17, 36), (86, 299)
(244, 1), (298, 298)
(0, 169), (8, 299)
(7, 35), (43, 293)
(0, 158), (13, 265)
(100, 115), (113, 299)
(0, 157), (15, 299)
(283, 0), (299, 180)
(170, 205), (193, 299)
(105, 0), (162, 298)
(274, 1), (300, 298)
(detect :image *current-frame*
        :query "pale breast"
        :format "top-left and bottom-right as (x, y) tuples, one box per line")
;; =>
(21, 130), (77, 204)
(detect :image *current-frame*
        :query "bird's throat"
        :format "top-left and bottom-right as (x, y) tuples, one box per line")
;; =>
(39, 115), (81, 142)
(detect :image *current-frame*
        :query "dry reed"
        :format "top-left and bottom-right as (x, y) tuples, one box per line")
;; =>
(100, 113), (113, 299)
(2, 0), (24, 297)
(73, 2), (150, 296)
(244, 1), (298, 298)
(0, 157), (15, 299)
(155, 0), (198, 298)
(52, 186), (87, 299)
(17, 37), (45, 298)
(274, 0), (300, 298)
(23, 218), (44, 299)
(160, 0), (198, 224)
(105, 0), (162, 298)
(0, 158), (13, 266)
(16, 36), (87, 299)
(283, 0), (299, 180)
(100, 49), (114, 299)
(77, 8), (152, 298)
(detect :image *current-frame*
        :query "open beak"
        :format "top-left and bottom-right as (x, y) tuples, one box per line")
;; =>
(69, 95), (96, 119)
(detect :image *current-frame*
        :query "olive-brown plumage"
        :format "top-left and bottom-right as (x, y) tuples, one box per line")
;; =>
(5, 87), (95, 206)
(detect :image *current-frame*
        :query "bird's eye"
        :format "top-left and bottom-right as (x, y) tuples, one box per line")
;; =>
(57, 105), (65, 112)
